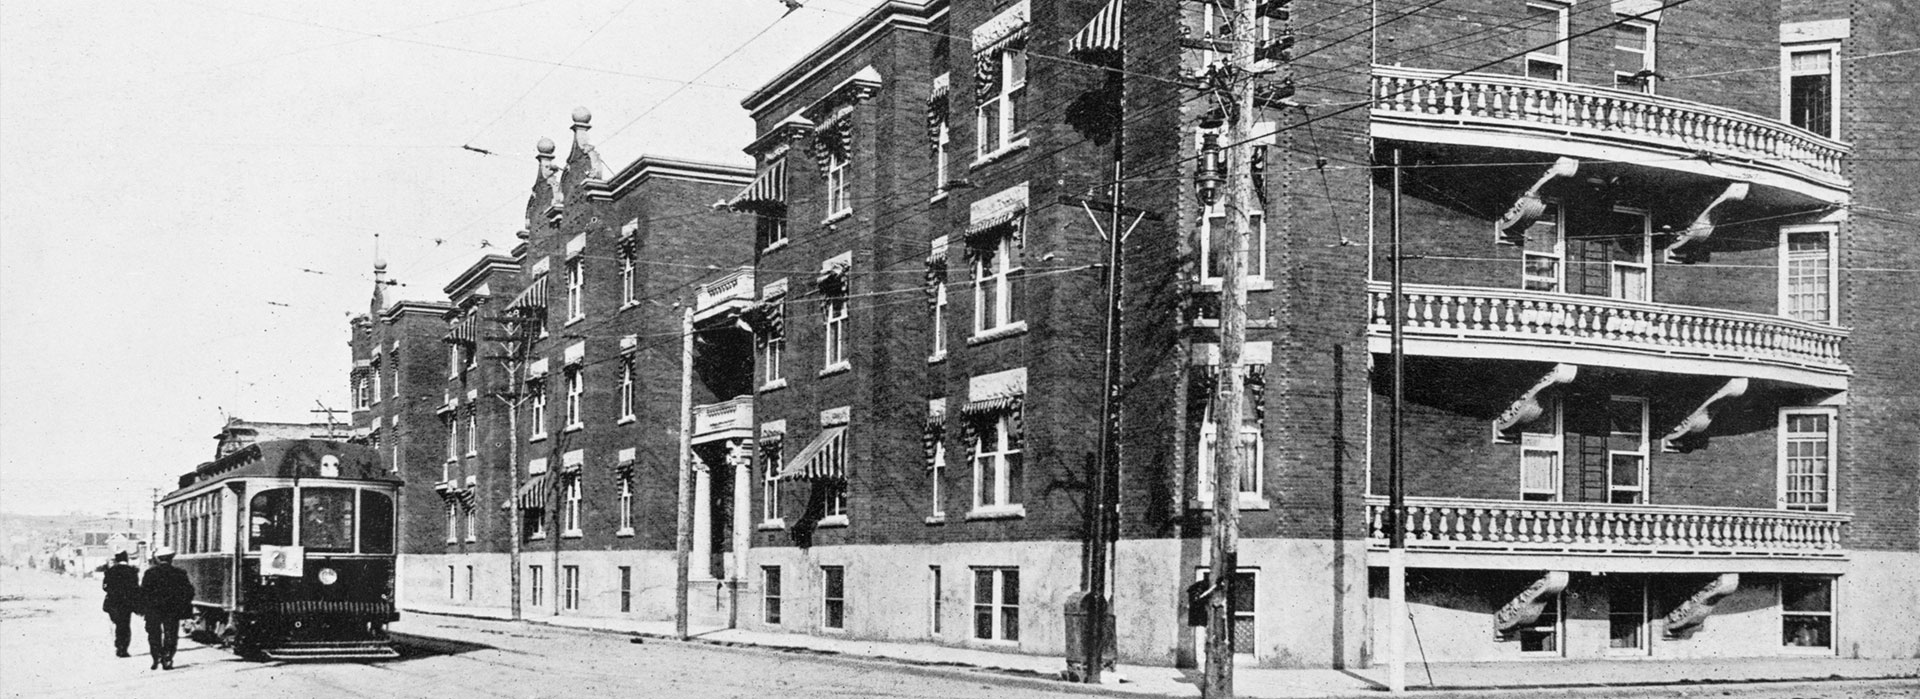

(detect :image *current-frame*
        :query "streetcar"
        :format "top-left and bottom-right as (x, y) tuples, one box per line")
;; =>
(159, 439), (401, 660)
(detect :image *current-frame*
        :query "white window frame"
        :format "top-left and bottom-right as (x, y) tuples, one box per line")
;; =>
(448, 565), (457, 599)
(1519, 398), (1564, 501)
(971, 567), (1020, 642)
(1518, 590), (1565, 655)
(448, 338), (461, 379)
(391, 363), (401, 399)
(928, 565), (943, 636)
(616, 476), (634, 536)
(821, 565), (847, 631)
(1196, 2), (1286, 71)
(825, 149), (852, 219)
(1193, 566), (1257, 657)
(1781, 577), (1835, 650)
(762, 566), (782, 625)
(931, 277), (949, 360)
(619, 247), (636, 307)
(464, 503), (476, 542)
(1782, 43), (1839, 138)
(445, 502), (457, 544)
(1522, 200), (1566, 293)
(465, 410), (478, 457)
(1607, 396), (1650, 505)
(529, 565), (545, 606)
(1196, 375), (1267, 509)
(563, 367), (584, 431)
(930, 435), (947, 520)
(562, 477), (582, 537)
(466, 565), (475, 600)
(371, 367), (383, 404)
(1778, 407), (1837, 512)
(528, 380), (548, 441)
(972, 235), (1016, 335)
(1525, 2), (1570, 81)
(761, 440), (783, 524)
(1613, 18), (1657, 93)
(1609, 207), (1653, 302)
(975, 46), (1029, 159)
(1604, 576), (1649, 655)
(758, 212), (789, 252)
(465, 309), (481, 369)
(355, 375), (371, 410)
(823, 295), (849, 371)
(618, 358), (636, 422)
(618, 565), (632, 612)
(565, 256), (585, 323)
(760, 302), (786, 388)
(561, 565), (580, 611)
(1780, 224), (1837, 325)
(933, 119), (951, 193)
(1198, 203), (1269, 287)
(970, 412), (1022, 512)
(445, 416), (459, 464)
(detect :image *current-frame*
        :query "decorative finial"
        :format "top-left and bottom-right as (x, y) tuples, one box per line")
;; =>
(571, 107), (592, 125)
(536, 137), (556, 156)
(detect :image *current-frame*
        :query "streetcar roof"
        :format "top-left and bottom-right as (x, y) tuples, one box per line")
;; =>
(168, 439), (398, 496)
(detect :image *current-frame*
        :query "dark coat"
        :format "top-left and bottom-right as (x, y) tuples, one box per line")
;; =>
(101, 563), (140, 614)
(139, 562), (195, 621)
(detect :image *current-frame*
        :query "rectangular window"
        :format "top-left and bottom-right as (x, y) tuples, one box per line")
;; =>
(1522, 201), (1565, 292)
(619, 358), (636, 420)
(564, 367), (583, 429)
(1570, 208), (1653, 301)
(562, 477), (582, 536)
(1613, 19), (1656, 92)
(930, 434), (946, 519)
(762, 566), (782, 625)
(821, 566), (846, 630)
(446, 416), (459, 463)
(1608, 397), (1649, 504)
(466, 565), (475, 601)
(825, 150), (851, 218)
(929, 566), (944, 636)
(448, 566), (456, 599)
(561, 565), (580, 611)
(1519, 591), (1563, 654)
(971, 412), (1023, 510)
(759, 303), (785, 387)
(972, 235), (1016, 334)
(1780, 408), (1835, 511)
(617, 477), (634, 533)
(1198, 375), (1264, 504)
(1200, 202), (1268, 285)
(371, 366), (383, 403)
(1786, 47), (1836, 138)
(465, 504), (476, 542)
(933, 120), (951, 192)
(355, 375), (371, 410)
(619, 566), (633, 612)
(1607, 576), (1647, 652)
(757, 213), (789, 252)
(565, 257), (585, 321)
(445, 503), (457, 543)
(449, 340), (461, 379)
(1524, 2), (1569, 81)
(1782, 577), (1833, 648)
(530, 565), (545, 607)
(1783, 227), (1835, 324)
(976, 47), (1028, 157)
(620, 246), (636, 306)
(1519, 397), (1563, 501)
(392, 365), (400, 399)
(931, 276), (948, 358)
(972, 567), (1020, 642)
(1194, 567), (1257, 655)
(529, 380), (547, 439)
(465, 411), (478, 457)
(823, 295), (848, 369)
(761, 439), (783, 522)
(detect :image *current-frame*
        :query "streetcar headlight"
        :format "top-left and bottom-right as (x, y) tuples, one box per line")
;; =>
(318, 568), (339, 585)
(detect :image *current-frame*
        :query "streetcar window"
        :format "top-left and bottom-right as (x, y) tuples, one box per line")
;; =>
(300, 487), (355, 553)
(249, 489), (293, 549)
(360, 491), (394, 554)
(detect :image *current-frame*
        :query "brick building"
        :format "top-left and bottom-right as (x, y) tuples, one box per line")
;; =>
(350, 0), (1916, 671)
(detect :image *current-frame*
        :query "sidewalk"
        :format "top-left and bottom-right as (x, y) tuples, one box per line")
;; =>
(398, 602), (1919, 698)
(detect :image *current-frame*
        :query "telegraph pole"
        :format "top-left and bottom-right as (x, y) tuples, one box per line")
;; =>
(1205, 0), (1260, 696)
(674, 305), (695, 639)
(1386, 148), (1408, 695)
(486, 301), (539, 621)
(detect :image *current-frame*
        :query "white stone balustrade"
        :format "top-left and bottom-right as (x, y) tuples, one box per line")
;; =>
(693, 267), (755, 323)
(1371, 65), (1848, 188)
(1365, 496), (1849, 557)
(1368, 282), (1848, 376)
(692, 396), (753, 441)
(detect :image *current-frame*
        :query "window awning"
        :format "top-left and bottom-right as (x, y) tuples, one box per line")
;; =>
(962, 395), (1021, 417)
(728, 158), (788, 213)
(502, 473), (551, 510)
(443, 322), (477, 346)
(508, 278), (548, 314)
(775, 426), (847, 482)
(1068, 0), (1122, 63)
(967, 182), (1030, 238)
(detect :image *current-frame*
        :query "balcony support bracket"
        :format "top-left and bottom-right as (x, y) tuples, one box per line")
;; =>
(1494, 364), (1578, 436)
(1663, 573), (1740, 639)
(1661, 377), (1749, 452)
(1492, 571), (1570, 637)
(1663, 182), (1750, 264)
(1494, 157), (1580, 245)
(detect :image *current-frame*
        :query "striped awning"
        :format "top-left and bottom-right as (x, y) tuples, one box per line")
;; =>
(502, 473), (551, 510)
(962, 395), (1021, 417)
(507, 278), (548, 314)
(1068, 0), (1122, 63)
(729, 158), (788, 213)
(442, 321), (477, 345)
(775, 426), (847, 482)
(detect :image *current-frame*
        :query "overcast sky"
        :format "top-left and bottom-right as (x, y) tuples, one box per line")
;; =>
(0, 0), (886, 516)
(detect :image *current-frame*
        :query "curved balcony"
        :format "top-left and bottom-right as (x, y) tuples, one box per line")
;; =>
(693, 267), (755, 326)
(1367, 282), (1849, 389)
(1370, 65), (1849, 203)
(692, 396), (753, 445)
(1365, 495), (1850, 573)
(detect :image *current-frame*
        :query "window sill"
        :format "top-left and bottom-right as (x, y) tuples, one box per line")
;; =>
(818, 361), (852, 378)
(530, 533), (547, 541)
(617, 415), (636, 426)
(621, 301), (641, 312)
(530, 433), (549, 443)
(967, 322), (1028, 346)
(930, 190), (950, 204)
(1188, 318), (1280, 329)
(759, 378), (789, 393)
(924, 513), (947, 525)
(464, 451), (478, 459)
(616, 527), (635, 537)
(564, 423), (585, 434)
(756, 519), (787, 531)
(969, 138), (1031, 169)
(816, 514), (850, 528)
(927, 351), (947, 365)
(761, 239), (790, 255)
(562, 531), (583, 539)
(965, 504), (1026, 521)
(821, 211), (853, 227)
(445, 539), (458, 545)
(465, 537), (477, 544)
(565, 316), (586, 327)
(1190, 494), (1273, 511)
(1195, 278), (1276, 292)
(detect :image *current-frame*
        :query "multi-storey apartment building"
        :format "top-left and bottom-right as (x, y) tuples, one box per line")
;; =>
(348, 263), (455, 572)
(723, 0), (1916, 669)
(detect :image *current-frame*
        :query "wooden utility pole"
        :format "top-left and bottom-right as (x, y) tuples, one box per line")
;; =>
(1204, 0), (1258, 695)
(486, 303), (539, 621)
(674, 305), (695, 639)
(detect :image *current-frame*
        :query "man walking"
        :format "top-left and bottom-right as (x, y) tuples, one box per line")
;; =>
(100, 551), (141, 657)
(139, 546), (194, 670)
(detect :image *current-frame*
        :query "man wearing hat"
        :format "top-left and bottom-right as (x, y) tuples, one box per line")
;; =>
(139, 547), (195, 670)
(100, 551), (141, 657)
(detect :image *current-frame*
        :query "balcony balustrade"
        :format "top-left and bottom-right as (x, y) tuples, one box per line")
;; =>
(1365, 495), (1849, 559)
(691, 396), (753, 444)
(1370, 65), (1849, 196)
(1368, 282), (1849, 388)
(693, 267), (755, 325)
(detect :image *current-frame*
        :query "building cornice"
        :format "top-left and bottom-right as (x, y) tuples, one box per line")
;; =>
(584, 155), (754, 201)
(444, 254), (521, 297)
(381, 300), (454, 323)
(741, 0), (944, 116)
